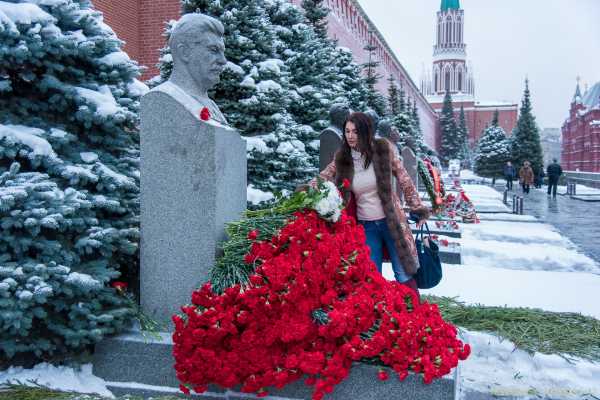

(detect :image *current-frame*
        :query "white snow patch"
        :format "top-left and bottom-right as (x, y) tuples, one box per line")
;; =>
(75, 85), (120, 117)
(225, 61), (244, 75)
(0, 124), (56, 158)
(80, 152), (99, 163)
(258, 58), (284, 75)
(0, 2), (55, 25)
(98, 51), (130, 66)
(244, 136), (272, 154)
(256, 80), (282, 92)
(127, 78), (149, 97)
(247, 184), (274, 205)
(458, 330), (600, 399)
(65, 272), (101, 289)
(0, 363), (113, 398)
(414, 264), (600, 319)
(240, 75), (256, 89)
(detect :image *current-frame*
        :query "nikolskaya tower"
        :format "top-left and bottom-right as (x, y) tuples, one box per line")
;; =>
(421, 0), (475, 101)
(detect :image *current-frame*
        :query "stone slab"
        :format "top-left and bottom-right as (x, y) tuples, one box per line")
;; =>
(412, 228), (462, 238)
(140, 90), (246, 328)
(94, 331), (457, 400)
(570, 195), (600, 202)
(439, 251), (461, 265)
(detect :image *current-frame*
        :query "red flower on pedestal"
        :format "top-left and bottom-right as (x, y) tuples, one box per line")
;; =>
(111, 281), (128, 293)
(200, 107), (211, 121)
(342, 179), (351, 189)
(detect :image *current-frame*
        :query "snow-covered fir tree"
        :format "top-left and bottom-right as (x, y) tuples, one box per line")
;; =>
(511, 79), (544, 175)
(439, 90), (460, 164)
(0, 0), (146, 358)
(474, 110), (510, 179)
(387, 80), (412, 145)
(332, 46), (369, 112)
(410, 99), (426, 154)
(300, 0), (328, 40)
(362, 37), (387, 117)
(457, 105), (471, 162)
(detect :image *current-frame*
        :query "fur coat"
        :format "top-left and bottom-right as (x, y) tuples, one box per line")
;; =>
(318, 138), (430, 275)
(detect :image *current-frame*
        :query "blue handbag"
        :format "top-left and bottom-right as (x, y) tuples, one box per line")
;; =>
(414, 223), (443, 289)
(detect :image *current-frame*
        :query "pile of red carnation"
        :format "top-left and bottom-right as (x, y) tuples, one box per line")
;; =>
(172, 210), (470, 400)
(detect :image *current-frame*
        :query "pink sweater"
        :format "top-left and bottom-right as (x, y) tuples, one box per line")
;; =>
(351, 150), (385, 221)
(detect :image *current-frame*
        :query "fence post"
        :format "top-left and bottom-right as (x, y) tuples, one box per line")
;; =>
(518, 196), (524, 215)
(503, 190), (508, 205)
(512, 194), (517, 214)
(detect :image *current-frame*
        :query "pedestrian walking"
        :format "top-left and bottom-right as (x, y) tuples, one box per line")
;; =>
(546, 158), (563, 198)
(503, 161), (516, 191)
(535, 168), (545, 189)
(519, 161), (534, 194)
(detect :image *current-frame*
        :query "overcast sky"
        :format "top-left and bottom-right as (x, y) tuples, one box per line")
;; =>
(356, 0), (600, 129)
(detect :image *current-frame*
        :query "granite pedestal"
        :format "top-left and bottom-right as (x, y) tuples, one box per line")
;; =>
(93, 329), (458, 400)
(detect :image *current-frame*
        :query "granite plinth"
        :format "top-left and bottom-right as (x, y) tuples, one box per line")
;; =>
(93, 331), (457, 400)
(140, 90), (246, 328)
(319, 128), (342, 172)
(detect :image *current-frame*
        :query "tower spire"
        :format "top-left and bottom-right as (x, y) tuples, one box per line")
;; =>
(441, 0), (460, 11)
(573, 76), (582, 103)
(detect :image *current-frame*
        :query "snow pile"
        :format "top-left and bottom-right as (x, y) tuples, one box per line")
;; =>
(75, 86), (120, 117)
(0, 124), (57, 158)
(247, 184), (274, 205)
(458, 330), (600, 399)
(0, 363), (113, 398)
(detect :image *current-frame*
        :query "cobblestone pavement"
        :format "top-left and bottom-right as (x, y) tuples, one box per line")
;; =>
(495, 184), (600, 265)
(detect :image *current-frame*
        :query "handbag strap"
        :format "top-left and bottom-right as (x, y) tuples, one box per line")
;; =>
(416, 222), (431, 241)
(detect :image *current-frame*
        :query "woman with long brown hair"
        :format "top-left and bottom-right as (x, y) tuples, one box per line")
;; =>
(314, 112), (430, 291)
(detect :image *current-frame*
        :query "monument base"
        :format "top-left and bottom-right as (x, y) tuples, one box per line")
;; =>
(93, 330), (458, 400)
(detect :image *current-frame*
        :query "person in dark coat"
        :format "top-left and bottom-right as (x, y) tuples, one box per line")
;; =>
(503, 161), (516, 191)
(535, 168), (545, 189)
(546, 158), (563, 198)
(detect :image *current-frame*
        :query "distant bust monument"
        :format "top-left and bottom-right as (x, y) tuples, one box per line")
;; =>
(319, 103), (350, 171)
(151, 13), (229, 126)
(365, 109), (380, 135)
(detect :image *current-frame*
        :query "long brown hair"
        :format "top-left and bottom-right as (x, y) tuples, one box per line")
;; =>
(341, 112), (374, 169)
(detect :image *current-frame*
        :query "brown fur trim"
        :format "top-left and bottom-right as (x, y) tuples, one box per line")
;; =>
(410, 206), (431, 221)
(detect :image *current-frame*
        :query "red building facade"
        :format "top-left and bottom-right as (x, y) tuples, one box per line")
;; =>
(93, 0), (439, 148)
(561, 81), (600, 172)
(421, 0), (517, 146)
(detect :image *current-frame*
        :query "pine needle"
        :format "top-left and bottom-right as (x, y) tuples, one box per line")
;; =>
(425, 295), (600, 361)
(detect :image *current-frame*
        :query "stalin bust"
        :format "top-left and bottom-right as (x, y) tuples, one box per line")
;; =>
(151, 13), (229, 126)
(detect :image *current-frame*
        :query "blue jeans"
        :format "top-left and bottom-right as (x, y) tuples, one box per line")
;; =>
(359, 218), (411, 283)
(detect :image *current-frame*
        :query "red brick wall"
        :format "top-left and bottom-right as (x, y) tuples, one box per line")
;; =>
(138, 0), (181, 79)
(94, 0), (141, 60)
(94, 0), (181, 80)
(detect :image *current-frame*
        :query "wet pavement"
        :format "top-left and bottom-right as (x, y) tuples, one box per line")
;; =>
(494, 184), (600, 265)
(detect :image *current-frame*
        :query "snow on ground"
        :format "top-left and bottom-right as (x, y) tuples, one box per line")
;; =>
(458, 330), (600, 400)
(557, 184), (600, 195)
(416, 265), (600, 319)
(0, 363), (113, 398)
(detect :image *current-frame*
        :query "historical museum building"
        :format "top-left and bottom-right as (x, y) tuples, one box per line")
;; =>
(420, 0), (518, 145)
(561, 80), (600, 172)
(93, 0), (440, 147)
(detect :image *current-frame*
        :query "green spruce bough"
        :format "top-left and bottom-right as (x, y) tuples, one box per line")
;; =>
(0, 0), (144, 358)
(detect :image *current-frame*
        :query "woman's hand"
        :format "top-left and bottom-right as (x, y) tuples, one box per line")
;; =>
(416, 219), (427, 229)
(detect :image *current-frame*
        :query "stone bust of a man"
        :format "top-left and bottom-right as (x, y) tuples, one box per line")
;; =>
(151, 13), (229, 126)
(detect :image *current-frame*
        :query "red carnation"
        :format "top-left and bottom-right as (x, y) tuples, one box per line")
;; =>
(111, 281), (127, 292)
(440, 239), (449, 247)
(247, 230), (259, 240)
(199, 107), (211, 121)
(377, 370), (389, 381)
(342, 178), (351, 189)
